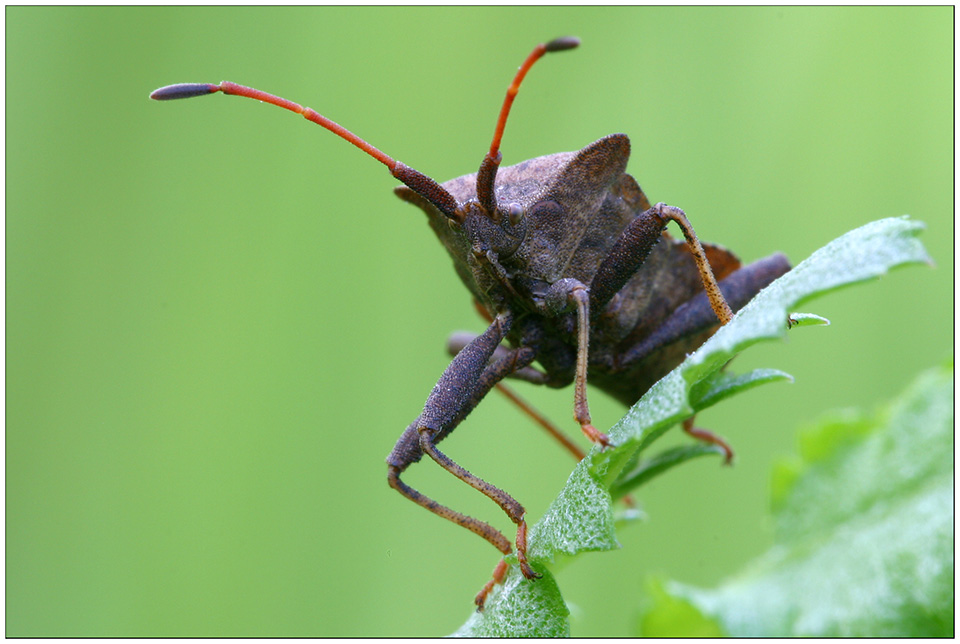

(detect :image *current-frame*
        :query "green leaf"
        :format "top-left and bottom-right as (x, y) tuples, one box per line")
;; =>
(638, 578), (725, 637)
(451, 566), (569, 637)
(689, 367), (794, 411)
(641, 361), (954, 637)
(610, 443), (725, 501)
(786, 311), (831, 327)
(451, 217), (930, 636)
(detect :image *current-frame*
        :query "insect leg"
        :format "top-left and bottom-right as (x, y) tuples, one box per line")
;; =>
(569, 284), (610, 447)
(448, 331), (584, 459)
(387, 313), (515, 552)
(443, 342), (547, 610)
(544, 278), (609, 447)
(418, 343), (545, 609)
(589, 205), (668, 315)
(387, 454), (513, 553)
(417, 343), (543, 582)
(447, 331), (549, 384)
(590, 203), (737, 327)
(655, 204), (734, 324)
(618, 254), (791, 460)
(619, 253), (791, 369)
(682, 417), (734, 464)
(387, 314), (549, 603)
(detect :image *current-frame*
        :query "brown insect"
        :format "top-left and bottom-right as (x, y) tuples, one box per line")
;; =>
(151, 36), (790, 609)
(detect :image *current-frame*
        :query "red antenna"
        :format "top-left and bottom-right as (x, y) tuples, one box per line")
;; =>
(150, 36), (580, 223)
(150, 81), (460, 221)
(476, 36), (580, 216)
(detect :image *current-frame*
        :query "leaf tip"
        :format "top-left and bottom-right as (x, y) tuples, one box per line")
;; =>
(787, 312), (831, 328)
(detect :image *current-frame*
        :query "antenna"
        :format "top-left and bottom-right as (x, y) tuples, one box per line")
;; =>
(475, 36), (580, 216)
(150, 81), (460, 221)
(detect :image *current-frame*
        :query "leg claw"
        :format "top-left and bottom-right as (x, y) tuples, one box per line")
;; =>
(581, 423), (612, 448)
(519, 561), (542, 580)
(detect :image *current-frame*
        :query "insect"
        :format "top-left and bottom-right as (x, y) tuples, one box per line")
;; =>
(151, 36), (790, 609)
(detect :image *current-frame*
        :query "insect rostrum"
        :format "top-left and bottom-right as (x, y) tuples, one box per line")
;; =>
(151, 36), (790, 610)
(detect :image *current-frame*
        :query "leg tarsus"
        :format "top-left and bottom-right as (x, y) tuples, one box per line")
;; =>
(682, 417), (734, 464)
(515, 519), (541, 580)
(475, 558), (510, 611)
(473, 521), (541, 612)
(580, 422), (612, 448)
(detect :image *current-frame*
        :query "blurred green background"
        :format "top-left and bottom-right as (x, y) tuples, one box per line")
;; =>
(7, 6), (952, 637)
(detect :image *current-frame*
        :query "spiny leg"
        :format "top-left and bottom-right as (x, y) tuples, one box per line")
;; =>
(417, 435), (539, 576)
(542, 278), (610, 449)
(589, 208), (789, 466)
(418, 342), (543, 580)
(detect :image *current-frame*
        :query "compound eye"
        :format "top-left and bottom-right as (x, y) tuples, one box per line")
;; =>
(506, 202), (525, 226)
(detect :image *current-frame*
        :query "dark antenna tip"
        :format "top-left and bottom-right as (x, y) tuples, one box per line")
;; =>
(150, 83), (221, 101)
(544, 36), (580, 53)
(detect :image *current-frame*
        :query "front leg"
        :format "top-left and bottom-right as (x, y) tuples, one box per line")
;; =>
(386, 312), (544, 605)
(590, 202), (733, 325)
(417, 315), (542, 580)
(544, 279), (610, 447)
(446, 331), (550, 385)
